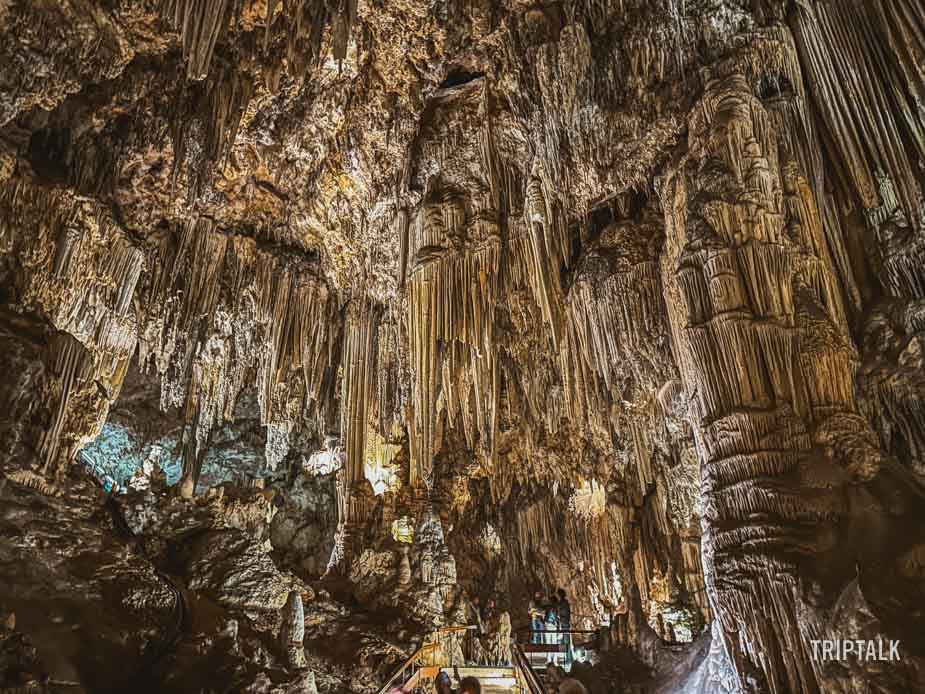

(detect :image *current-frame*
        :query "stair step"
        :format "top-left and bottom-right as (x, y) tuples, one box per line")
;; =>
(444, 667), (516, 677)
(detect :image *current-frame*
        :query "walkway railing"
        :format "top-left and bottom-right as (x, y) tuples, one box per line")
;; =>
(376, 641), (440, 694)
(517, 628), (600, 671)
(518, 628), (599, 647)
(377, 625), (478, 693)
(512, 643), (547, 694)
(380, 622), (590, 693)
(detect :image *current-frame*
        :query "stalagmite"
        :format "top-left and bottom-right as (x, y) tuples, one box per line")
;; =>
(279, 591), (307, 669)
(397, 546), (412, 588)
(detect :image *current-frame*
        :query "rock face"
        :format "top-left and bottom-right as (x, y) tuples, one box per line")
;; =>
(180, 529), (291, 613)
(1, 1), (925, 692)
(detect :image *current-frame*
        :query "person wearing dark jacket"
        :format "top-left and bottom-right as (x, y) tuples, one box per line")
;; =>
(435, 671), (454, 694)
(459, 676), (481, 694)
(557, 588), (573, 664)
(468, 594), (485, 634)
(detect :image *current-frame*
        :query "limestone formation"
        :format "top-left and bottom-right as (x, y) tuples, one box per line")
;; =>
(1, 1), (924, 692)
(280, 591), (307, 669)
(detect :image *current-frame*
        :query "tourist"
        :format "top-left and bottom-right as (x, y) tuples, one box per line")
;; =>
(459, 676), (481, 694)
(557, 678), (588, 694)
(483, 597), (498, 628)
(545, 593), (560, 656)
(529, 590), (545, 644)
(435, 671), (454, 694)
(557, 588), (572, 664)
(544, 662), (566, 686)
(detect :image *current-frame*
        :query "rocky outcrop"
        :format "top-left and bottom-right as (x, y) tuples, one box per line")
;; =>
(1, 1), (925, 692)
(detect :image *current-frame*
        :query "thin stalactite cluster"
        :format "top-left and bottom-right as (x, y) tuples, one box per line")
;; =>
(1, 1), (925, 693)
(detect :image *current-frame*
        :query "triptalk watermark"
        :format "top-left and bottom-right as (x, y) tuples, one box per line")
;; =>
(811, 639), (901, 662)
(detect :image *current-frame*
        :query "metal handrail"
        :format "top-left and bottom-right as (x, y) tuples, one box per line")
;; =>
(512, 643), (547, 694)
(377, 642), (439, 694)
(380, 623), (544, 693)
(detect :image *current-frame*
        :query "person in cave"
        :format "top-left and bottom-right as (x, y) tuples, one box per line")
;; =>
(545, 593), (560, 659)
(435, 670), (454, 694)
(557, 678), (588, 694)
(557, 588), (573, 665)
(529, 590), (546, 644)
(483, 597), (498, 628)
(458, 676), (481, 694)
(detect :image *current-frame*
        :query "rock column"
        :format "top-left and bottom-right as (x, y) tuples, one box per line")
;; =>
(664, 73), (881, 694)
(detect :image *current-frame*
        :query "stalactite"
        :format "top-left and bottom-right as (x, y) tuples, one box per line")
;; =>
(141, 217), (228, 412)
(870, 175), (925, 302)
(163, 0), (235, 81)
(1, 182), (145, 361)
(790, 0), (925, 231)
(171, 62), (255, 201)
(406, 193), (501, 488)
(52, 224), (82, 278)
(524, 175), (565, 346)
(340, 296), (379, 513)
(204, 64), (253, 169)
(874, 378), (925, 477)
(140, 219), (342, 484)
(396, 207), (410, 288)
(38, 333), (96, 475)
(253, 251), (340, 435)
(372, 310), (406, 438)
(0, 183), (142, 480)
(331, 0), (358, 65)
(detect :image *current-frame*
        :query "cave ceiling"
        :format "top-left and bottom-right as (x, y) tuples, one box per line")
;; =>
(1, 0), (925, 693)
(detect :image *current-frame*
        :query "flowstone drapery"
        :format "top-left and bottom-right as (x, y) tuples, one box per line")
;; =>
(2, 1), (925, 692)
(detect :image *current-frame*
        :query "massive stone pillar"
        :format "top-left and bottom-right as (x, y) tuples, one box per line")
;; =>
(663, 72), (925, 693)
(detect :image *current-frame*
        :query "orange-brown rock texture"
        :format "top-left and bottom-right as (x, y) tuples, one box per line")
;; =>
(1, 1), (924, 693)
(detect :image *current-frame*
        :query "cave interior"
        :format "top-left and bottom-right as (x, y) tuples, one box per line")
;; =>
(1, 1), (925, 693)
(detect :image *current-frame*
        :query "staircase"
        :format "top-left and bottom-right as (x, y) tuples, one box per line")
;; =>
(377, 627), (549, 694)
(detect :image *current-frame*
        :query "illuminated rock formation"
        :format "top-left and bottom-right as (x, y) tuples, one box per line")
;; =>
(1, 1), (924, 692)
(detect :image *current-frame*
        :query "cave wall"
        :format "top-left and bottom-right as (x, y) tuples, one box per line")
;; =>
(1, 1), (925, 692)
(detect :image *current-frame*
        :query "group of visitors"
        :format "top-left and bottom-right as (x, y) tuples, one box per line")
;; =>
(528, 588), (573, 662)
(528, 588), (572, 641)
